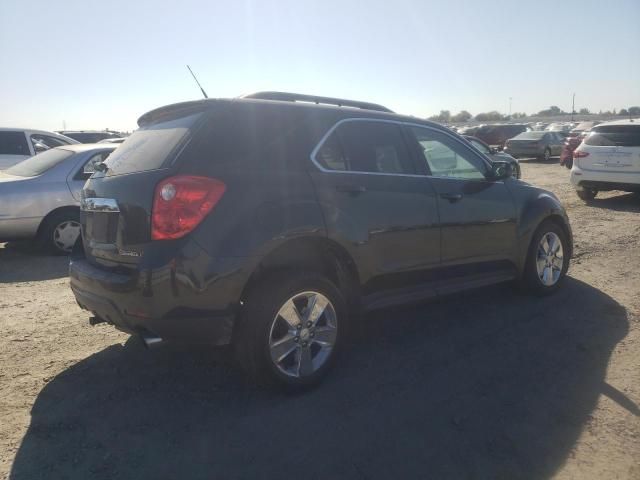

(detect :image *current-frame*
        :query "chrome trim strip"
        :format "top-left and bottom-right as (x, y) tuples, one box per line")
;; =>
(81, 197), (120, 213)
(309, 117), (494, 179)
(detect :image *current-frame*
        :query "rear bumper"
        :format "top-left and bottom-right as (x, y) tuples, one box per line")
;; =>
(571, 165), (640, 191)
(69, 243), (253, 345)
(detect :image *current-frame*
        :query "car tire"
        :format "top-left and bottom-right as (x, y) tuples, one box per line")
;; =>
(38, 210), (81, 255)
(539, 148), (551, 162)
(576, 189), (597, 201)
(234, 270), (347, 390)
(521, 220), (569, 296)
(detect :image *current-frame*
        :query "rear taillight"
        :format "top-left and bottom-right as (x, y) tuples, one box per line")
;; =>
(573, 150), (590, 159)
(151, 175), (226, 240)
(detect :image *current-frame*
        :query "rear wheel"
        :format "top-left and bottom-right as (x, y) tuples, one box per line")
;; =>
(522, 220), (569, 295)
(576, 188), (597, 201)
(234, 271), (346, 389)
(539, 148), (551, 162)
(39, 210), (81, 255)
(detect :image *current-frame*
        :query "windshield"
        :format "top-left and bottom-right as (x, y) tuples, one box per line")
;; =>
(103, 113), (202, 176)
(5, 148), (74, 176)
(514, 132), (546, 140)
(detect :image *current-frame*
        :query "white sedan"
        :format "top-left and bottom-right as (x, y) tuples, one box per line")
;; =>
(0, 128), (79, 170)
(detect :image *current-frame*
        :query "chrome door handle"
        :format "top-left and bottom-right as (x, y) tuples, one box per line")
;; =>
(440, 193), (463, 202)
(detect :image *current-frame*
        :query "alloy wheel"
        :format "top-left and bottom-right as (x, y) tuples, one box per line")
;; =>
(268, 291), (338, 378)
(536, 231), (564, 286)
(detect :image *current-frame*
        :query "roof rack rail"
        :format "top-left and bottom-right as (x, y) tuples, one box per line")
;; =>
(242, 91), (393, 113)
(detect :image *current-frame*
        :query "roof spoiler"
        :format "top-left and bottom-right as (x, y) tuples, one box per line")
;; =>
(242, 91), (393, 113)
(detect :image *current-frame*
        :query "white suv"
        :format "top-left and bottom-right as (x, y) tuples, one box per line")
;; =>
(571, 119), (640, 201)
(0, 128), (79, 170)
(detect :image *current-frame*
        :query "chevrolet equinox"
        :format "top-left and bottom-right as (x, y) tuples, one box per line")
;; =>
(70, 92), (573, 388)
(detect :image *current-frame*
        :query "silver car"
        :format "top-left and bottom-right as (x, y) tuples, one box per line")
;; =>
(504, 131), (565, 161)
(0, 144), (116, 253)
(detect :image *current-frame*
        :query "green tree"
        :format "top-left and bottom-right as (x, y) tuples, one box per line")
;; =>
(578, 108), (590, 115)
(628, 106), (640, 115)
(537, 105), (564, 116)
(451, 110), (472, 122)
(619, 108), (629, 116)
(475, 111), (505, 121)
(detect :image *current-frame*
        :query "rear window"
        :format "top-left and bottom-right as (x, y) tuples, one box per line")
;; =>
(104, 113), (202, 176)
(5, 148), (74, 176)
(514, 131), (546, 140)
(584, 125), (640, 147)
(0, 131), (29, 155)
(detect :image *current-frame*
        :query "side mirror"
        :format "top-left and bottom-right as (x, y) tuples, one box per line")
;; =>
(33, 142), (49, 154)
(489, 147), (497, 154)
(489, 160), (513, 180)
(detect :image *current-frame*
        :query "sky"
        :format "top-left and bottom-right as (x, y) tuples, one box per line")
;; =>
(1, 0), (639, 132)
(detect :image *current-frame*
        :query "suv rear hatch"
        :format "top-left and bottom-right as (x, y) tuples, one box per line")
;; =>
(81, 105), (206, 267)
(577, 124), (640, 173)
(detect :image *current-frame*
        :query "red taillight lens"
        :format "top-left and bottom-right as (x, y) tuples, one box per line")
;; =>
(573, 150), (590, 159)
(151, 175), (226, 240)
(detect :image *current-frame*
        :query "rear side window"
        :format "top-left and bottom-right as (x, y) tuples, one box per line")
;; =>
(0, 131), (29, 155)
(316, 121), (413, 174)
(585, 125), (640, 147)
(104, 113), (202, 176)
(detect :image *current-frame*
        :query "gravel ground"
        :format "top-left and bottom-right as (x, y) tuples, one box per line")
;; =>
(1, 160), (639, 479)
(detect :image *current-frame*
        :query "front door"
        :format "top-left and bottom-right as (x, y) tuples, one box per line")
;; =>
(309, 120), (441, 296)
(405, 125), (518, 289)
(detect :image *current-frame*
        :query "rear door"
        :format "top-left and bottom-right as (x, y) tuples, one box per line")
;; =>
(0, 131), (32, 169)
(404, 125), (518, 291)
(309, 119), (441, 297)
(581, 125), (640, 173)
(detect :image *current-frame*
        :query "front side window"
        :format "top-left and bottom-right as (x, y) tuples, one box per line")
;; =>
(410, 127), (487, 180)
(0, 131), (29, 155)
(316, 121), (413, 174)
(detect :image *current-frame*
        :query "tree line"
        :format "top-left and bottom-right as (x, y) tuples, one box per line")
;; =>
(428, 106), (640, 123)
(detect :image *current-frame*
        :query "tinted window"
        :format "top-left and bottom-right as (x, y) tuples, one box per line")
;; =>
(315, 132), (347, 171)
(584, 125), (640, 147)
(326, 121), (413, 174)
(30, 134), (68, 149)
(0, 131), (29, 155)
(410, 127), (487, 180)
(5, 148), (74, 177)
(104, 113), (202, 176)
(83, 151), (111, 175)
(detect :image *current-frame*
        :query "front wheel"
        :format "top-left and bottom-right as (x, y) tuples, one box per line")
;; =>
(522, 220), (569, 295)
(234, 271), (346, 389)
(539, 148), (551, 162)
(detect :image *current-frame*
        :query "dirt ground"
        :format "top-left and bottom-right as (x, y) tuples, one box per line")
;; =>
(1, 160), (639, 479)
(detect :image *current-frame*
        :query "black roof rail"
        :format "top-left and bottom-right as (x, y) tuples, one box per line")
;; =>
(241, 91), (394, 113)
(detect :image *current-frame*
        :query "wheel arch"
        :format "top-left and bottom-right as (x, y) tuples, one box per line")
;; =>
(239, 236), (361, 314)
(36, 205), (80, 238)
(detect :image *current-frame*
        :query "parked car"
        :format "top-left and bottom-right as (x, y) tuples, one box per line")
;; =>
(571, 119), (640, 201)
(569, 121), (600, 138)
(57, 130), (123, 143)
(504, 131), (564, 161)
(0, 128), (79, 170)
(474, 124), (530, 149)
(0, 144), (116, 253)
(69, 92), (572, 389)
(463, 135), (521, 178)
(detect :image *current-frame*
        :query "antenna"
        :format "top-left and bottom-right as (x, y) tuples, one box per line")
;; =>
(186, 65), (208, 99)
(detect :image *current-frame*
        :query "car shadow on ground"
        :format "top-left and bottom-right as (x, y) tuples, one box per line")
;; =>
(586, 193), (640, 213)
(10, 277), (632, 479)
(514, 156), (559, 165)
(0, 242), (69, 283)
